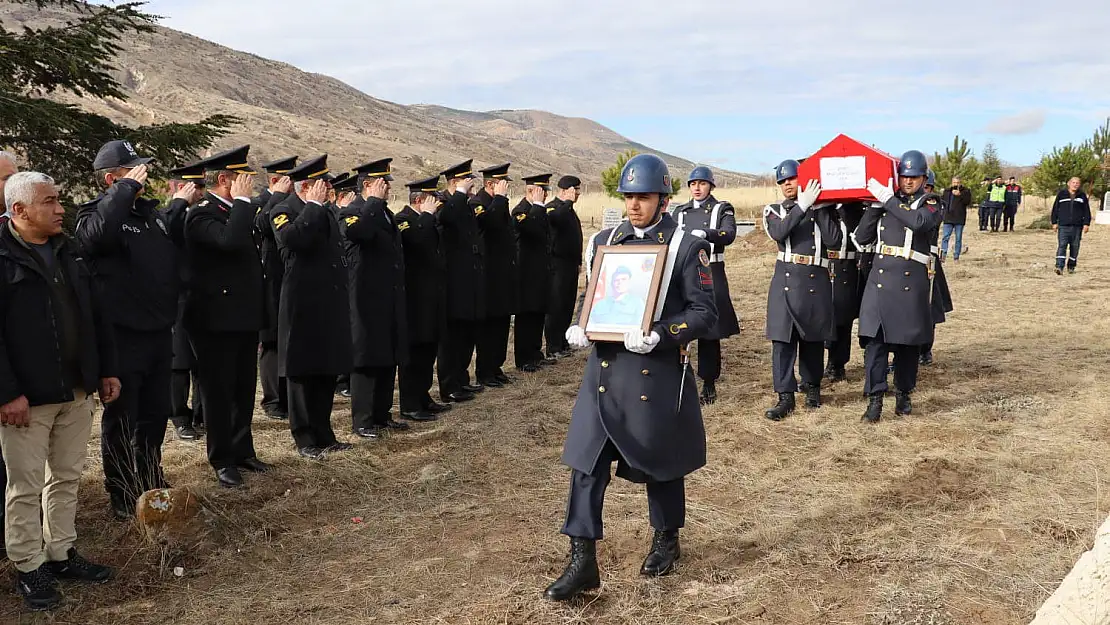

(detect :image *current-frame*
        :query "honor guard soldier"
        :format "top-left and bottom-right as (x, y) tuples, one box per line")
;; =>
(255, 156), (297, 419)
(919, 170), (953, 365)
(853, 150), (944, 423)
(512, 173), (553, 372)
(545, 175), (584, 358)
(471, 163), (518, 388)
(340, 158), (414, 439)
(270, 155), (354, 459)
(824, 201), (867, 382)
(396, 176), (452, 421)
(544, 154), (717, 602)
(76, 140), (178, 517)
(183, 145), (271, 487)
(670, 166), (740, 404)
(436, 160), (484, 403)
(762, 160), (841, 420)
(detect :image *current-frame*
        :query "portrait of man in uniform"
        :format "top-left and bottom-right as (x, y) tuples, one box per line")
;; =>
(581, 246), (666, 340)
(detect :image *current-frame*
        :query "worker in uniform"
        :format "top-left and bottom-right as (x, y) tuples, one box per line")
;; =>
(669, 166), (739, 404)
(919, 171), (954, 366)
(824, 201), (866, 382)
(183, 146), (271, 487)
(255, 156), (298, 419)
(396, 176), (452, 421)
(545, 176), (584, 359)
(1003, 176), (1022, 232)
(987, 175), (1007, 232)
(762, 160), (841, 420)
(470, 163), (517, 388)
(436, 160), (484, 403)
(544, 154), (717, 602)
(512, 173), (553, 372)
(853, 150), (943, 423)
(270, 155), (354, 459)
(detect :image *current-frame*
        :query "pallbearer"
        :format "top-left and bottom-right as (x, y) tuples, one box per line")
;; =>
(471, 163), (517, 388)
(512, 173), (553, 372)
(824, 201), (866, 382)
(255, 155), (297, 420)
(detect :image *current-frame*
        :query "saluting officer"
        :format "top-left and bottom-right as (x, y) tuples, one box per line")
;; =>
(544, 176), (584, 359)
(471, 164), (517, 388)
(854, 150), (944, 423)
(544, 154), (717, 602)
(396, 176), (452, 421)
(255, 156), (298, 420)
(436, 160), (484, 403)
(270, 155), (354, 459)
(165, 163), (205, 442)
(183, 145), (271, 488)
(824, 201), (867, 382)
(669, 166), (740, 405)
(512, 173), (553, 372)
(762, 160), (841, 420)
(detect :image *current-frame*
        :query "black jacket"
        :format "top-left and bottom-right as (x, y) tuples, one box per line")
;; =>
(1004, 184), (1023, 208)
(75, 179), (180, 330)
(0, 224), (117, 406)
(436, 190), (485, 320)
(941, 185), (971, 225)
(472, 189), (518, 317)
(547, 198), (583, 266)
(512, 198), (551, 313)
(1051, 189), (1092, 227)
(396, 206), (445, 345)
(255, 189), (288, 343)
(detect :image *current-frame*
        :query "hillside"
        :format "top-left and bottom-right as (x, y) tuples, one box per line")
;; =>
(0, 3), (755, 187)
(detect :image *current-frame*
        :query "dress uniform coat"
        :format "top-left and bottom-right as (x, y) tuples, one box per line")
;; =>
(255, 189), (289, 416)
(829, 203), (865, 328)
(396, 206), (446, 413)
(164, 197), (203, 427)
(545, 198), (583, 354)
(669, 196), (740, 339)
(471, 189), (517, 382)
(763, 201), (842, 343)
(561, 215), (717, 484)
(513, 198), (551, 313)
(436, 189), (484, 395)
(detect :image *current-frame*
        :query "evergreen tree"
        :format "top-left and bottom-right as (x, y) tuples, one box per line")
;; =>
(1027, 143), (1099, 198)
(931, 135), (984, 197)
(601, 149), (638, 199)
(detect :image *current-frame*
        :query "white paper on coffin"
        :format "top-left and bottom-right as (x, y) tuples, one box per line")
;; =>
(819, 156), (867, 191)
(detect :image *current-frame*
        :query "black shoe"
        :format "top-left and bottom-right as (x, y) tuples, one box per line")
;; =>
(237, 457), (272, 473)
(553, 349), (573, 359)
(919, 351), (934, 366)
(886, 362), (895, 375)
(895, 390), (913, 416)
(263, 410), (287, 420)
(862, 394), (883, 424)
(640, 529), (681, 577)
(824, 364), (846, 383)
(378, 419), (411, 431)
(46, 548), (114, 583)
(461, 384), (485, 394)
(425, 401), (452, 414)
(327, 442), (353, 452)
(339, 389), (352, 398)
(216, 467), (243, 488)
(298, 446), (328, 460)
(1068, 267), (1076, 274)
(803, 384), (821, 409)
(699, 381), (717, 406)
(543, 537), (600, 601)
(442, 391), (476, 403)
(765, 392), (795, 421)
(1055, 268), (1063, 275)
(353, 427), (381, 440)
(15, 566), (61, 611)
(478, 378), (505, 389)
(108, 492), (134, 520)
(518, 363), (539, 373)
(541, 357), (559, 366)
(175, 425), (199, 441)
(401, 411), (438, 422)
(495, 373), (513, 384)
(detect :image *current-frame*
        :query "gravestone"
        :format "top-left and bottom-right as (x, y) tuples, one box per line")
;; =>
(602, 207), (623, 230)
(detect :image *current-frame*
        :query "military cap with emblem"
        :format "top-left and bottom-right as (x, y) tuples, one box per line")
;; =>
(168, 162), (206, 183)
(286, 154), (332, 182)
(440, 159), (476, 180)
(522, 173), (552, 189)
(557, 175), (581, 190)
(332, 172), (358, 192)
(353, 158), (394, 182)
(261, 155), (298, 175)
(194, 144), (256, 174)
(480, 163), (512, 180)
(406, 175), (441, 193)
(92, 139), (154, 170)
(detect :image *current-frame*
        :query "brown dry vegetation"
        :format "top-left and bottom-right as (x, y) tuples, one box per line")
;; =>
(1, 201), (1106, 625)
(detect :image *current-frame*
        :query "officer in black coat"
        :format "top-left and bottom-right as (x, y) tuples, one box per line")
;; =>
(471, 163), (518, 388)
(762, 160), (841, 421)
(255, 155), (298, 419)
(76, 140), (180, 518)
(396, 176), (453, 421)
(165, 163), (205, 441)
(854, 150), (944, 423)
(544, 176), (584, 358)
(544, 154), (717, 602)
(824, 201), (866, 382)
(183, 145), (271, 488)
(919, 172), (953, 365)
(512, 173), (553, 372)
(435, 160), (484, 402)
(270, 155), (354, 459)
(669, 166), (740, 405)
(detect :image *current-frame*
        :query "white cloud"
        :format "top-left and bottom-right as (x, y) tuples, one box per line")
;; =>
(983, 109), (1048, 135)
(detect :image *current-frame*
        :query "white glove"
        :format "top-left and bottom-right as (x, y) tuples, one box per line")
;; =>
(623, 330), (661, 355)
(867, 178), (895, 204)
(690, 229), (707, 239)
(797, 179), (821, 210)
(565, 325), (590, 349)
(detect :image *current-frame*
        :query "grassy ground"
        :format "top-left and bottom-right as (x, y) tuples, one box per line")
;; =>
(0, 201), (1105, 624)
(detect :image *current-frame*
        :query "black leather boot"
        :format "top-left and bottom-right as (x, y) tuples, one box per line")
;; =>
(543, 537), (600, 601)
(895, 390), (913, 416)
(803, 384), (821, 409)
(919, 351), (934, 365)
(640, 529), (680, 577)
(824, 364), (846, 383)
(699, 381), (717, 406)
(862, 393), (883, 424)
(764, 392), (795, 421)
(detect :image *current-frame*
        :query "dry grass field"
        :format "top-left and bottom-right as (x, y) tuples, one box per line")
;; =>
(1, 200), (1106, 625)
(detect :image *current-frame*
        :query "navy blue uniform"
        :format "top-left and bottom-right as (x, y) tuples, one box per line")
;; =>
(1051, 189), (1092, 271)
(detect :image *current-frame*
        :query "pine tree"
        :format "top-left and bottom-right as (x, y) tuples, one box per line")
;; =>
(1087, 118), (1110, 209)
(1027, 143), (1099, 198)
(931, 135), (984, 197)
(601, 150), (638, 199)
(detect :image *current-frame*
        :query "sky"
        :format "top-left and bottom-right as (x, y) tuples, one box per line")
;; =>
(143, 0), (1110, 175)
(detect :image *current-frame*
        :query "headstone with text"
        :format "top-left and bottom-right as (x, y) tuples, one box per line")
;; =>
(602, 207), (623, 230)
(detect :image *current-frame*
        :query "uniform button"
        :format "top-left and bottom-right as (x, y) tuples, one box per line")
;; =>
(221, 288), (228, 294)
(904, 271), (911, 276)
(904, 286), (910, 291)
(599, 386), (606, 393)
(784, 287), (790, 291)
(880, 226), (886, 231)
(878, 269), (884, 274)
(601, 361), (609, 368)
(878, 254), (884, 259)
(640, 395), (648, 401)
(809, 289), (815, 293)
(641, 369), (650, 375)
(809, 273), (815, 279)
(877, 284), (883, 289)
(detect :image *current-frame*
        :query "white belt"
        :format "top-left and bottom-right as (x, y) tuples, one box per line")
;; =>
(777, 252), (830, 268)
(878, 245), (932, 266)
(827, 250), (858, 260)
(930, 245), (938, 255)
(710, 253), (725, 263)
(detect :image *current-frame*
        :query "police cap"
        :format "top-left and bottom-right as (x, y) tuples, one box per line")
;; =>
(522, 173), (552, 188)
(353, 158), (393, 182)
(480, 163), (512, 181)
(93, 140), (153, 170)
(168, 162), (206, 182)
(406, 175), (441, 193)
(261, 155), (298, 175)
(557, 175), (581, 190)
(440, 159), (476, 180)
(194, 145), (256, 174)
(286, 155), (331, 182)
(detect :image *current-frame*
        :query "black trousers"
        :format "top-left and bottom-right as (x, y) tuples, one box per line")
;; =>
(697, 339), (721, 382)
(259, 341), (287, 415)
(476, 315), (511, 381)
(545, 262), (580, 355)
(978, 207), (990, 231)
(863, 330), (920, 395)
(438, 318), (477, 396)
(561, 440), (685, 540)
(400, 342), (438, 412)
(772, 331), (824, 393)
(351, 366), (396, 430)
(170, 369), (204, 429)
(288, 375), (339, 450)
(336, 373), (350, 393)
(102, 326), (173, 500)
(191, 330), (259, 470)
(827, 322), (854, 368)
(990, 205), (1005, 231)
(1003, 206), (1017, 231)
(513, 312), (546, 368)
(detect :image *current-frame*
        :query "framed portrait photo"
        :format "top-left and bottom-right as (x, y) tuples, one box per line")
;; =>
(579, 245), (667, 342)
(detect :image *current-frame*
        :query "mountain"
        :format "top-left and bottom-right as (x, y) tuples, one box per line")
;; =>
(0, 3), (756, 188)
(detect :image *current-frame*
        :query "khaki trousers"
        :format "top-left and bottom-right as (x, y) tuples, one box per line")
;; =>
(0, 390), (94, 573)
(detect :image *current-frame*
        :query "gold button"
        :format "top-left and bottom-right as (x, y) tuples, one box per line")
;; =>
(599, 386), (606, 393)
(640, 395), (648, 401)
(877, 284), (883, 289)
(641, 369), (649, 375)
(601, 361), (609, 368)
(809, 273), (815, 279)
(904, 271), (911, 276)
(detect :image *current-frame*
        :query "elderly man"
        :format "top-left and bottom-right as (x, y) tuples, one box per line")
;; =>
(1, 172), (121, 610)
(1051, 176), (1092, 275)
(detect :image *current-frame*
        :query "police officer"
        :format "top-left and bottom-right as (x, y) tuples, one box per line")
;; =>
(183, 145), (271, 487)
(669, 166), (740, 404)
(471, 163), (517, 388)
(255, 156), (298, 419)
(854, 150), (944, 423)
(545, 176), (584, 358)
(512, 173), (553, 372)
(436, 160), (484, 403)
(919, 171), (953, 365)
(1004, 176), (1022, 232)
(544, 154), (717, 602)
(270, 155), (354, 459)
(396, 176), (452, 421)
(76, 140), (178, 517)
(762, 160), (841, 420)
(824, 201), (866, 382)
